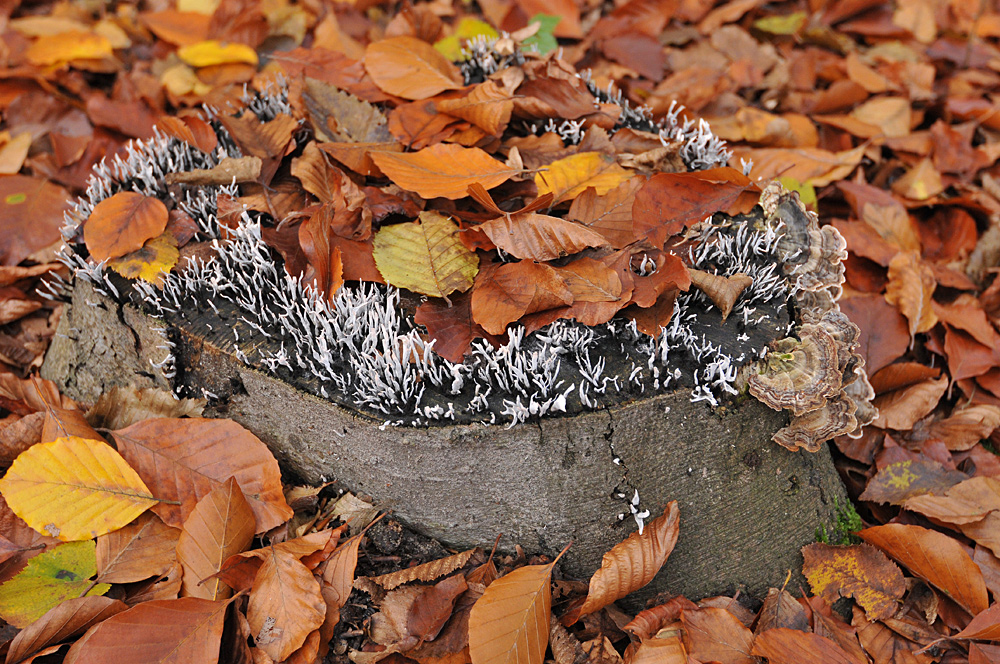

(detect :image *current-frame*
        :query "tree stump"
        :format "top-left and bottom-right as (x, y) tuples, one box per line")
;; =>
(43, 278), (849, 604)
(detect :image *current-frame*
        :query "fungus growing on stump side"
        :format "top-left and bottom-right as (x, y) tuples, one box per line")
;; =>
(44, 47), (873, 450)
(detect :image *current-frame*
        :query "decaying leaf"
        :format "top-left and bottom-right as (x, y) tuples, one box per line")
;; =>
(96, 511), (180, 583)
(247, 547), (326, 661)
(801, 543), (905, 621)
(6, 596), (128, 664)
(107, 232), (179, 287)
(884, 251), (936, 341)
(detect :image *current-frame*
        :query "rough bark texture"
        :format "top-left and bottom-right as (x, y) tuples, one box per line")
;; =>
(44, 281), (849, 603)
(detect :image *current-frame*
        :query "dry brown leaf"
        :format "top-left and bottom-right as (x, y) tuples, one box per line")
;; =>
(96, 511), (180, 584)
(371, 144), (518, 200)
(177, 477), (256, 600)
(436, 81), (514, 135)
(85, 387), (204, 431)
(7, 596), (128, 664)
(364, 36), (462, 100)
(247, 548), (326, 661)
(468, 561), (555, 664)
(872, 376), (947, 430)
(567, 178), (642, 249)
(801, 543), (905, 621)
(884, 251), (937, 340)
(535, 152), (633, 205)
(473, 213), (609, 262)
(563, 502), (679, 625)
(927, 405), (1000, 451)
(471, 261), (573, 335)
(83, 192), (169, 263)
(681, 607), (755, 664)
(164, 157), (262, 185)
(112, 418), (292, 532)
(368, 548), (477, 590)
(751, 628), (865, 664)
(688, 270), (753, 321)
(859, 523), (989, 616)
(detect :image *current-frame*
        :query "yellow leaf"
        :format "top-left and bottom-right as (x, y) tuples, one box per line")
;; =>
(25, 31), (114, 67)
(178, 0), (222, 14)
(0, 541), (110, 628)
(801, 542), (905, 621)
(370, 144), (519, 200)
(434, 18), (499, 60)
(108, 232), (180, 287)
(177, 40), (259, 68)
(469, 561), (555, 664)
(0, 436), (158, 541)
(160, 63), (212, 97)
(535, 152), (633, 204)
(373, 212), (479, 299)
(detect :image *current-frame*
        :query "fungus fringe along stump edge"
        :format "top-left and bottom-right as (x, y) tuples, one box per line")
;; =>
(40, 58), (870, 603)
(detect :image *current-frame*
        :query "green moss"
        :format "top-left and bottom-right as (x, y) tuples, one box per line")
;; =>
(816, 497), (864, 545)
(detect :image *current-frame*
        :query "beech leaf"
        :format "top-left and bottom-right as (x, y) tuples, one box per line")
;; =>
(107, 232), (179, 287)
(96, 511), (180, 583)
(373, 211), (479, 299)
(563, 501), (679, 625)
(471, 261), (573, 335)
(6, 596), (128, 664)
(535, 152), (632, 204)
(468, 561), (556, 664)
(0, 436), (157, 541)
(247, 548), (326, 661)
(751, 628), (864, 664)
(474, 213), (609, 262)
(884, 251), (937, 340)
(370, 144), (519, 199)
(364, 36), (462, 100)
(801, 543), (905, 621)
(83, 192), (169, 263)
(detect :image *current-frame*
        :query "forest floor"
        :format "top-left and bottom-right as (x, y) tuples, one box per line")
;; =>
(1, 0), (1000, 662)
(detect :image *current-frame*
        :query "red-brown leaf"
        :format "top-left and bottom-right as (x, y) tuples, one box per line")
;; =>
(84, 192), (169, 263)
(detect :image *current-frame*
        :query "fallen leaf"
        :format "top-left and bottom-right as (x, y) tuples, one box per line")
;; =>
(177, 477), (256, 600)
(471, 261), (573, 335)
(437, 81), (514, 135)
(0, 176), (72, 266)
(0, 541), (110, 628)
(368, 548), (478, 590)
(563, 502), (679, 625)
(472, 213), (609, 262)
(567, 177), (642, 249)
(25, 31), (113, 66)
(680, 607), (754, 664)
(371, 144), (518, 199)
(851, 605), (935, 664)
(751, 628), (864, 664)
(176, 39), (258, 67)
(111, 418), (292, 532)
(83, 192), (169, 263)
(859, 459), (966, 505)
(247, 547), (326, 661)
(859, 523), (989, 616)
(688, 270), (753, 321)
(164, 157), (262, 185)
(733, 145), (865, 187)
(96, 511), (180, 583)
(6, 596), (128, 664)
(0, 436), (157, 541)
(415, 292), (495, 363)
(839, 294), (910, 374)
(364, 36), (462, 100)
(468, 560), (556, 664)
(884, 251), (937, 340)
(954, 602), (1000, 641)
(801, 543), (905, 621)
(873, 376), (947, 430)
(373, 212), (479, 299)
(63, 597), (230, 664)
(107, 232), (180, 287)
(535, 152), (633, 205)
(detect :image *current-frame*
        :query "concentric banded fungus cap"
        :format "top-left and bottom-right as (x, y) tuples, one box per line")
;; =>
(745, 184), (877, 452)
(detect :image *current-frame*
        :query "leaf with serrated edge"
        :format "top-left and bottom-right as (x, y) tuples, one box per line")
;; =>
(563, 502), (678, 625)
(368, 548), (477, 590)
(373, 211), (479, 299)
(96, 511), (179, 583)
(247, 548), (326, 661)
(859, 523), (989, 616)
(0, 436), (157, 541)
(111, 418), (292, 532)
(370, 144), (519, 200)
(177, 477), (256, 600)
(469, 561), (555, 664)
(63, 597), (230, 664)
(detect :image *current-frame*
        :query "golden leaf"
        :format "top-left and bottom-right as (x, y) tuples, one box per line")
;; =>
(370, 144), (519, 200)
(0, 436), (157, 541)
(373, 212), (479, 300)
(535, 152), (633, 204)
(801, 542), (905, 621)
(468, 561), (555, 664)
(24, 31), (113, 66)
(176, 40), (258, 67)
(107, 232), (180, 287)
(83, 192), (169, 263)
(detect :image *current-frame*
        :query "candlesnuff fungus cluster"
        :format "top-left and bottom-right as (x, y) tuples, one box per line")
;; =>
(45, 39), (874, 451)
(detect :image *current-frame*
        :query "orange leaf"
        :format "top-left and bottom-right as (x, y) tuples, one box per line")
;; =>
(176, 477), (256, 600)
(471, 261), (573, 335)
(872, 376), (947, 430)
(436, 81), (514, 135)
(563, 502), (678, 625)
(733, 145), (865, 187)
(247, 548), (326, 661)
(556, 257), (623, 303)
(567, 177), (642, 249)
(801, 543), (905, 621)
(535, 152), (632, 205)
(370, 144), (519, 200)
(83, 192), (169, 263)
(25, 31), (113, 66)
(218, 113), (297, 161)
(954, 602), (1000, 641)
(364, 36), (462, 100)
(468, 561), (555, 664)
(473, 213), (609, 262)
(415, 292), (496, 364)
(96, 511), (180, 584)
(6, 596), (128, 664)
(751, 628), (865, 664)
(884, 251), (937, 340)
(859, 523), (989, 616)
(320, 533), (363, 630)
(680, 607), (754, 664)
(63, 597), (230, 664)
(111, 418), (292, 532)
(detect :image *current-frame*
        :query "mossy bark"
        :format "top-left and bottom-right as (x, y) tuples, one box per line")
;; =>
(44, 280), (849, 604)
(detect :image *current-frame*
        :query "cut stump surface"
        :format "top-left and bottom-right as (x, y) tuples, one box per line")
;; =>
(44, 280), (849, 603)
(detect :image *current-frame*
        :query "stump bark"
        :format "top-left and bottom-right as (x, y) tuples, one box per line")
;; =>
(44, 280), (849, 603)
